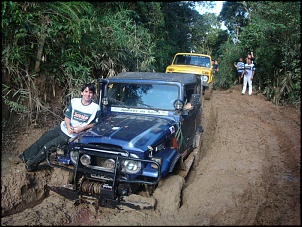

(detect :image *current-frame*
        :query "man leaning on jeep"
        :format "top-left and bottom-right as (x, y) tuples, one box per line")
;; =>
(9, 83), (100, 171)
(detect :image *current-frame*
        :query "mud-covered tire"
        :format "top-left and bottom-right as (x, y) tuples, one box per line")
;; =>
(193, 127), (203, 149)
(204, 90), (210, 100)
(192, 129), (203, 169)
(152, 175), (185, 214)
(204, 83), (213, 100)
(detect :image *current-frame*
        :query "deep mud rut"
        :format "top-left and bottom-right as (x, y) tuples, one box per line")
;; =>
(1, 84), (300, 226)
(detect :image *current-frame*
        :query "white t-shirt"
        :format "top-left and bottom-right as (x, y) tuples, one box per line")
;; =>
(244, 63), (256, 77)
(60, 98), (100, 138)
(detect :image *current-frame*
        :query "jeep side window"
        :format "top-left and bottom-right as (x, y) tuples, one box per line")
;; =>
(175, 55), (185, 64)
(185, 88), (194, 105)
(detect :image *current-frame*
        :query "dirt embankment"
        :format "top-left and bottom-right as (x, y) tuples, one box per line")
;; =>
(1, 84), (300, 226)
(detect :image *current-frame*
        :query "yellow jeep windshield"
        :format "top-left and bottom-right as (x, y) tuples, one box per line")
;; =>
(174, 54), (211, 68)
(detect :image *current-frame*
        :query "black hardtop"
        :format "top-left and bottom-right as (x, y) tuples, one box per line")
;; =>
(108, 72), (198, 86)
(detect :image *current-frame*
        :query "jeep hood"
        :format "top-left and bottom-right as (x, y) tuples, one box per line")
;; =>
(75, 114), (177, 152)
(167, 65), (211, 74)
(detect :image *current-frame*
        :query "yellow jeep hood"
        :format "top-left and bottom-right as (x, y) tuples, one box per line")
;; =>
(166, 64), (211, 75)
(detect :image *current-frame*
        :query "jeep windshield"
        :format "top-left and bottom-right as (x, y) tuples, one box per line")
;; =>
(174, 54), (211, 68)
(107, 83), (179, 111)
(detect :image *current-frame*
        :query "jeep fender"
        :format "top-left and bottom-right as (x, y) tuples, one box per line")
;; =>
(152, 148), (179, 177)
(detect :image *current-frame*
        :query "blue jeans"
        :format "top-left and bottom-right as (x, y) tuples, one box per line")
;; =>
(22, 125), (70, 168)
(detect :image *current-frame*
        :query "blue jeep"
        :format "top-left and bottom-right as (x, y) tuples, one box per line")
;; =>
(46, 72), (204, 209)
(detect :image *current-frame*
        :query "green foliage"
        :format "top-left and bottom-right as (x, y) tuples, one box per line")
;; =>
(2, 2), (157, 126)
(214, 41), (241, 89)
(2, 1), (300, 128)
(238, 1), (300, 106)
(2, 84), (29, 113)
(216, 1), (300, 107)
(219, 1), (249, 36)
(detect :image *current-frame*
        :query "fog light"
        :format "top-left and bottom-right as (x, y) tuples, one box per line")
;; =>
(103, 159), (115, 170)
(80, 154), (91, 165)
(173, 100), (184, 110)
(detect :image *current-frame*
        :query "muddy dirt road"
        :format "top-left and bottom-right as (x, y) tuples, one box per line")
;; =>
(1, 84), (300, 225)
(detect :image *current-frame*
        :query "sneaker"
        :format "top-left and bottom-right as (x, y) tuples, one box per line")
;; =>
(18, 154), (26, 162)
(241, 93), (244, 95)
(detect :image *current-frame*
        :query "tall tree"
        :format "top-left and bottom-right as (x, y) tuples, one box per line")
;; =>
(219, 1), (248, 44)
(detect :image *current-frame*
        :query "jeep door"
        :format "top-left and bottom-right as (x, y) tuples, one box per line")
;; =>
(179, 86), (199, 151)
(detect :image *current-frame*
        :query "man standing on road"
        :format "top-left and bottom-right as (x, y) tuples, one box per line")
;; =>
(12, 83), (100, 171)
(241, 58), (256, 96)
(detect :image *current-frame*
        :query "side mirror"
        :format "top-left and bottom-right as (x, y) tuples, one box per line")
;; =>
(190, 94), (201, 106)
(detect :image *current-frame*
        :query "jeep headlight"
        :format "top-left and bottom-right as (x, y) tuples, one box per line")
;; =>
(202, 76), (209, 82)
(70, 150), (79, 164)
(122, 154), (141, 174)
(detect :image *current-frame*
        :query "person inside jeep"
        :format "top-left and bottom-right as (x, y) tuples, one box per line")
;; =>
(10, 83), (100, 171)
(184, 102), (193, 110)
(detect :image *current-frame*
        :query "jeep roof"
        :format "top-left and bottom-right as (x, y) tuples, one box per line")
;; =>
(108, 71), (199, 86)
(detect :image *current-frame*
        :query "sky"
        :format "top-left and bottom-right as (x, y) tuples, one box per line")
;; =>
(195, 1), (224, 15)
(195, 1), (226, 30)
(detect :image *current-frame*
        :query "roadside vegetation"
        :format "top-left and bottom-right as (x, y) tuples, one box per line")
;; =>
(2, 1), (300, 130)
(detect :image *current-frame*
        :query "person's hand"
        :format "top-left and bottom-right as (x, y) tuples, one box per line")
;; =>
(184, 103), (193, 110)
(72, 126), (82, 134)
(67, 126), (74, 135)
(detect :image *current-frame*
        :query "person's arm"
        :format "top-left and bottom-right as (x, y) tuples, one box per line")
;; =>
(72, 123), (94, 134)
(64, 117), (74, 135)
(64, 114), (94, 134)
(251, 65), (256, 80)
(72, 109), (100, 134)
(251, 71), (255, 80)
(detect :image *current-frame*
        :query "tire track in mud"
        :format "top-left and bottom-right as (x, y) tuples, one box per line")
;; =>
(179, 87), (300, 225)
(249, 101), (301, 225)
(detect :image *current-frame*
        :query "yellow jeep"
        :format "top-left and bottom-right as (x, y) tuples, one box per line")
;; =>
(165, 52), (214, 100)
